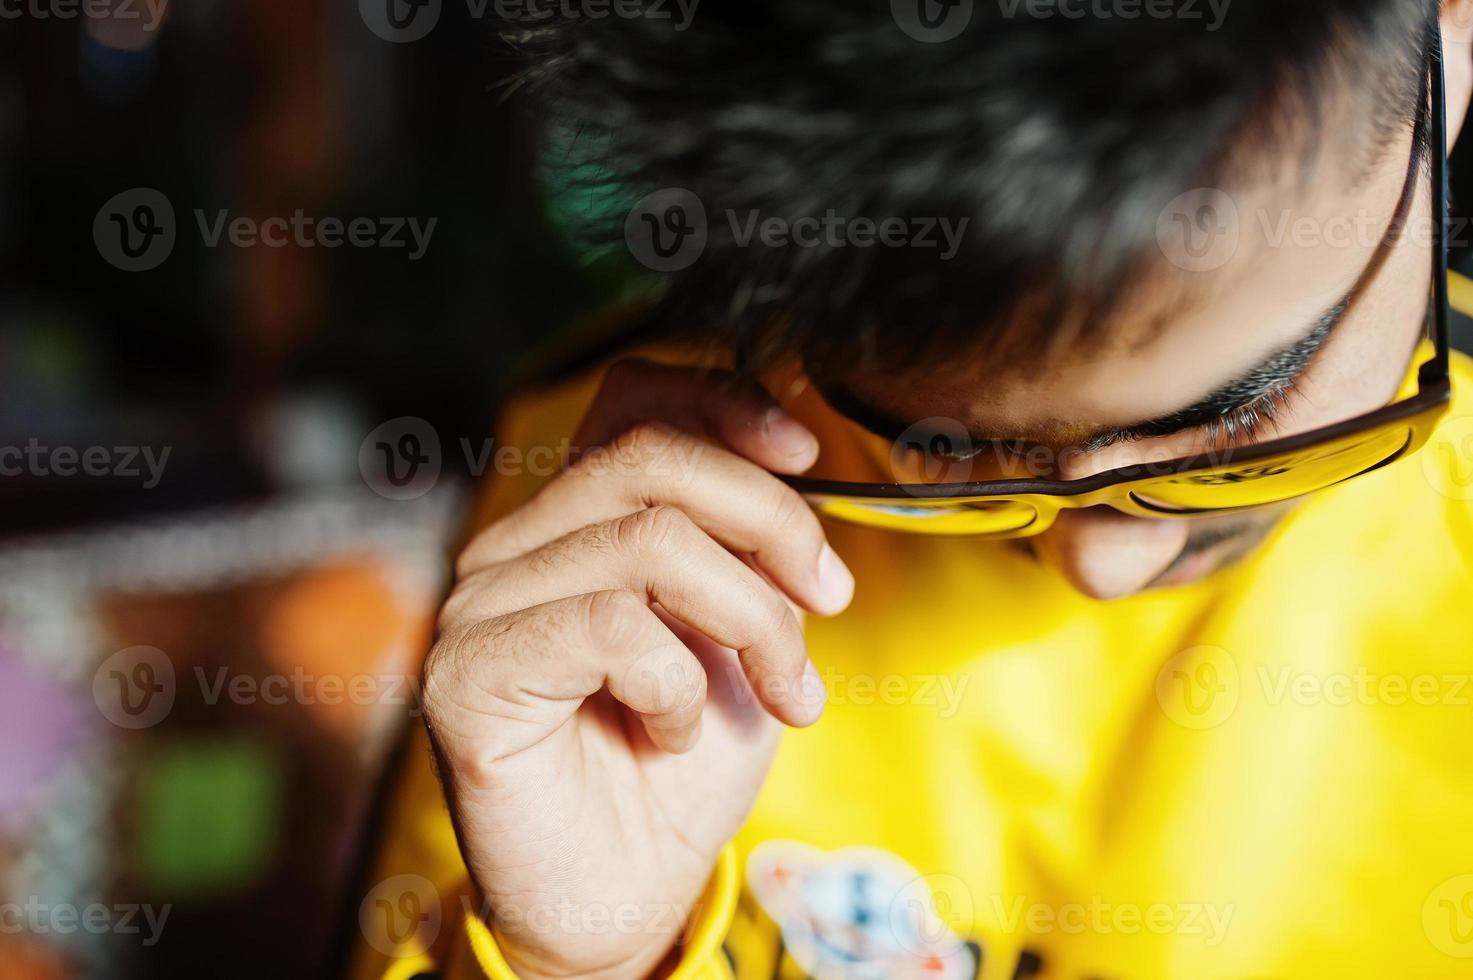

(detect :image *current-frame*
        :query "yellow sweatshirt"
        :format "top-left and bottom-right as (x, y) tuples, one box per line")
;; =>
(351, 282), (1473, 980)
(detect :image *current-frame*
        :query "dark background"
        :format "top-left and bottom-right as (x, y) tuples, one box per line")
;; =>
(0, 0), (637, 538)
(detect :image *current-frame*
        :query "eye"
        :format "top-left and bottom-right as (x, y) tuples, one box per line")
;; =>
(1202, 382), (1300, 445)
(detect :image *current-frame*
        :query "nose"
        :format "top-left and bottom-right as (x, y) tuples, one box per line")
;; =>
(1031, 507), (1189, 600)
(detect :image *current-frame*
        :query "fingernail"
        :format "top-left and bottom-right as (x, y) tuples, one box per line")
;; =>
(816, 544), (855, 614)
(800, 659), (828, 718)
(764, 407), (819, 460)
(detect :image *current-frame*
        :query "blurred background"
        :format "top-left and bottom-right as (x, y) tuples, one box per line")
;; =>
(0, 3), (645, 978)
(4, 5), (1473, 980)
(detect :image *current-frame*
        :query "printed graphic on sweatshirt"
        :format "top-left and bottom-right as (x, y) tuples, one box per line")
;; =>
(746, 841), (977, 979)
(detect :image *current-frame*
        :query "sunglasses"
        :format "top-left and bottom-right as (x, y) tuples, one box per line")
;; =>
(774, 30), (1455, 539)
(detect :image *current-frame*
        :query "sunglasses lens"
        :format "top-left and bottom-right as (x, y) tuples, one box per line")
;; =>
(1132, 425), (1412, 513)
(807, 497), (1039, 536)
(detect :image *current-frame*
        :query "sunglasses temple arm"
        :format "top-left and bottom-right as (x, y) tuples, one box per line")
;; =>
(1426, 24), (1453, 386)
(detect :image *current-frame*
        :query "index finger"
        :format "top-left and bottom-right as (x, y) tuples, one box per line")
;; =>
(572, 358), (820, 475)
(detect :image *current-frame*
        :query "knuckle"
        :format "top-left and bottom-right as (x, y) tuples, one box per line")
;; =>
(419, 617), (550, 780)
(769, 485), (813, 535)
(613, 419), (681, 459)
(525, 529), (580, 575)
(611, 505), (695, 558)
(419, 640), (452, 704)
(420, 628), (478, 720)
(756, 595), (801, 649)
(580, 589), (648, 649)
(584, 420), (683, 478)
(435, 567), (497, 632)
(768, 598), (799, 640)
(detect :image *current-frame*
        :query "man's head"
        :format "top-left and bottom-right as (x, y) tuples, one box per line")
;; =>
(513, 0), (1473, 598)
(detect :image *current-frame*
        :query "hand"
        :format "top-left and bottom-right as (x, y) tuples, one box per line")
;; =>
(421, 358), (854, 980)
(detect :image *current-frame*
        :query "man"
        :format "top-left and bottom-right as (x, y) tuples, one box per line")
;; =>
(353, 2), (1473, 976)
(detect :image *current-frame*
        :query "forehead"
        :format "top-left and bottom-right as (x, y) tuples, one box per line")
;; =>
(834, 119), (1422, 445)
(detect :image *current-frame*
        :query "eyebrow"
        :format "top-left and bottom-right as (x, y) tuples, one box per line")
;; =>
(822, 116), (1428, 455)
(820, 294), (1349, 454)
(1075, 295), (1349, 451)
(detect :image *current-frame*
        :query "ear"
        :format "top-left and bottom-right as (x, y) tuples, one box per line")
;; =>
(1442, 0), (1473, 148)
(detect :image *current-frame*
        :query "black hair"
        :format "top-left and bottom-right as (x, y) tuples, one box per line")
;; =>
(504, 0), (1431, 373)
